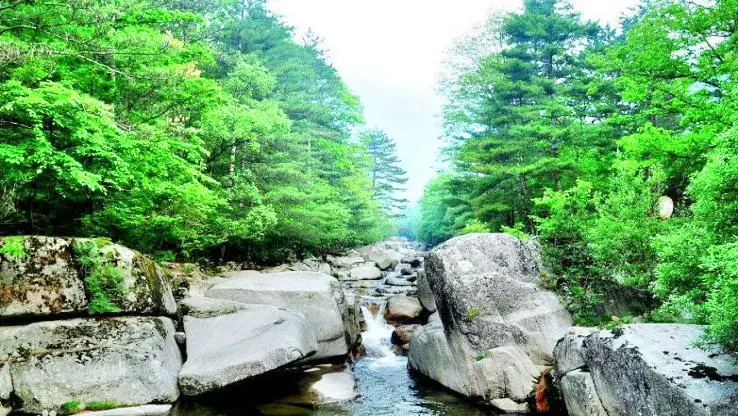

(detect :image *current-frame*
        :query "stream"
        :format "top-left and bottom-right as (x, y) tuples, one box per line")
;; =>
(172, 295), (494, 416)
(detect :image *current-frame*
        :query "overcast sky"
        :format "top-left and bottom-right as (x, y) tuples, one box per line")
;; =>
(267, 0), (640, 202)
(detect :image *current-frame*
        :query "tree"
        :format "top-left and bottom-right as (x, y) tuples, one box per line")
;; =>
(362, 129), (408, 216)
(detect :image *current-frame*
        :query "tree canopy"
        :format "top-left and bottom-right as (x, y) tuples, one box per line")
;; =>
(417, 0), (738, 351)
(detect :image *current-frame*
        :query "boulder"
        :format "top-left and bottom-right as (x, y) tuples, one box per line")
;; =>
(365, 252), (394, 270)
(0, 236), (177, 319)
(553, 327), (597, 375)
(559, 370), (607, 416)
(310, 367), (359, 403)
(93, 241), (177, 315)
(1, 363), (11, 416)
(206, 271), (353, 359)
(178, 306), (318, 395)
(416, 268), (436, 313)
(491, 398), (529, 414)
(0, 317), (181, 414)
(377, 286), (417, 296)
(410, 233), (572, 406)
(348, 266), (382, 280)
(326, 255), (364, 269)
(391, 324), (421, 346)
(396, 263), (413, 275)
(578, 324), (738, 416)
(0, 236), (87, 318)
(384, 296), (422, 324)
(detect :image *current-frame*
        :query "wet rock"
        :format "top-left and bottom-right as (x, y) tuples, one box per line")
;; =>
(391, 324), (421, 346)
(376, 286), (417, 296)
(310, 367), (358, 403)
(384, 296), (422, 324)
(559, 370), (607, 416)
(206, 271), (353, 359)
(178, 306), (317, 396)
(0, 317), (181, 413)
(348, 266), (383, 280)
(490, 398), (529, 414)
(326, 255), (364, 269)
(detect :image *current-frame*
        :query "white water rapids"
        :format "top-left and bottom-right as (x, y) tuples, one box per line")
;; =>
(359, 304), (397, 359)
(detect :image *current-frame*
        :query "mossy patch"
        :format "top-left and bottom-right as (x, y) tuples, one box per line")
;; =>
(85, 401), (118, 411)
(0, 236), (26, 260)
(466, 306), (481, 320)
(61, 401), (81, 414)
(72, 240), (128, 314)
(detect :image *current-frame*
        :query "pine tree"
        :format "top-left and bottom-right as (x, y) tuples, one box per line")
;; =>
(363, 129), (409, 217)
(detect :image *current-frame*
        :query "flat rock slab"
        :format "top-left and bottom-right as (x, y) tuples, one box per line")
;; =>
(584, 324), (738, 416)
(179, 305), (318, 396)
(385, 296), (422, 324)
(0, 317), (181, 414)
(207, 272), (349, 360)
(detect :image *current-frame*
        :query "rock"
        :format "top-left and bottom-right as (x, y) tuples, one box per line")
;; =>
(384, 296), (422, 324)
(580, 324), (738, 416)
(396, 263), (413, 275)
(348, 266), (382, 280)
(402, 257), (423, 268)
(310, 367), (358, 403)
(490, 398), (529, 414)
(92, 241), (178, 315)
(553, 327), (597, 375)
(174, 332), (186, 345)
(410, 233), (571, 405)
(365, 252), (394, 270)
(416, 268), (436, 313)
(376, 286), (417, 296)
(385, 275), (413, 286)
(326, 255), (364, 269)
(77, 405), (172, 416)
(391, 324), (421, 346)
(559, 370), (607, 416)
(0, 236), (87, 318)
(1, 363), (11, 416)
(178, 306), (318, 395)
(179, 294), (246, 318)
(206, 271), (353, 359)
(405, 272), (418, 282)
(0, 317), (181, 413)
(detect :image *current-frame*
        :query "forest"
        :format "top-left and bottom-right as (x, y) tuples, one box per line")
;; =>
(1, 0), (737, 354)
(414, 0), (738, 352)
(0, 0), (407, 263)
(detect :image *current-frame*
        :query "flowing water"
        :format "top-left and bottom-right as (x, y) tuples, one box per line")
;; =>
(173, 302), (495, 416)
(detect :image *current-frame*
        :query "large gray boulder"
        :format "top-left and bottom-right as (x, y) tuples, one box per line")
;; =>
(385, 296), (422, 324)
(0, 236), (177, 319)
(416, 268), (436, 313)
(0, 236), (87, 318)
(553, 326), (597, 375)
(409, 233), (572, 407)
(558, 324), (738, 416)
(178, 305), (318, 395)
(207, 271), (355, 359)
(0, 317), (181, 414)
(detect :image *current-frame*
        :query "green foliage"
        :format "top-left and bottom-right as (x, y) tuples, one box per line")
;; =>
(466, 306), (481, 320)
(0, 236), (26, 260)
(61, 401), (82, 414)
(0, 0), (393, 261)
(73, 240), (127, 314)
(419, 0), (738, 352)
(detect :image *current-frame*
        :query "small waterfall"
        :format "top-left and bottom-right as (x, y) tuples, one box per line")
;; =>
(360, 304), (397, 358)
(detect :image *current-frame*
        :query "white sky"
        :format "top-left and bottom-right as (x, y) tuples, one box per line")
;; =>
(267, 0), (640, 202)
